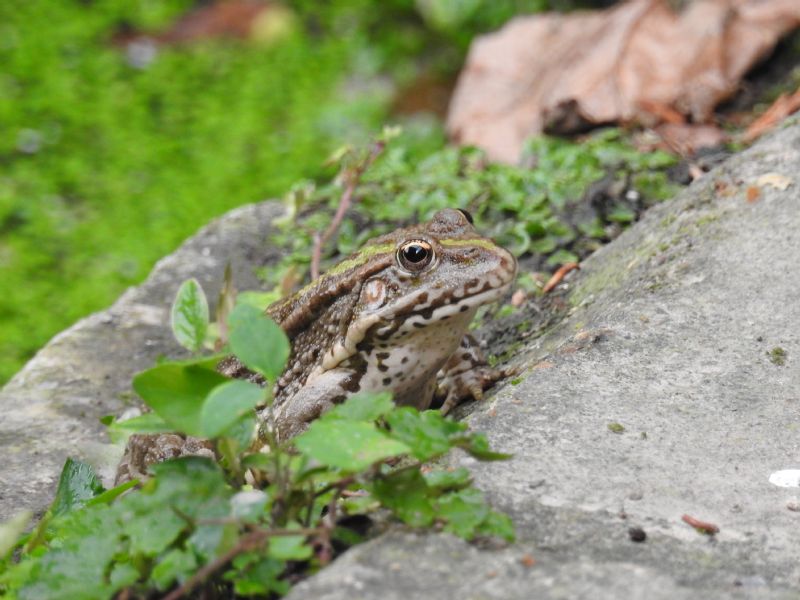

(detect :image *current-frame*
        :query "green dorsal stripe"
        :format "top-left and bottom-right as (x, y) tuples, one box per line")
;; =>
(292, 242), (396, 298)
(324, 242), (396, 276)
(440, 238), (498, 250)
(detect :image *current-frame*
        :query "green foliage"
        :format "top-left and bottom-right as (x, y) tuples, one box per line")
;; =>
(132, 357), (228, 437)
(0, 0), (394, 384)
(269, 128), (677, 284)
(171, 278), (209, 354)
(0, 281), (513, 598)
(228, 304), (290, 382)
(50, 458), (104, 517)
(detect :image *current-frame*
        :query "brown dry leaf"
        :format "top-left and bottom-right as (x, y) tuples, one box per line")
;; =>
(447, 0), (800, 163)
(654, 123), (727, 156)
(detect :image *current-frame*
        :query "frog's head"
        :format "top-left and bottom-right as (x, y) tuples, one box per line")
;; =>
(352, 208), (517, 339)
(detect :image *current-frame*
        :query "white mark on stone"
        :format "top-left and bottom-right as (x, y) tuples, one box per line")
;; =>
(769, 469), (800, 488)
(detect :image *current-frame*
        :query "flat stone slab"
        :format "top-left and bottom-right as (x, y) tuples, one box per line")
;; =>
(0, 202), (284, 521)
(288, 122), (800, 598)
(1, 120), (799, 598)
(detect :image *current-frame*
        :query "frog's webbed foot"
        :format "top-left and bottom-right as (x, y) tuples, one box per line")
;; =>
(115, 433), (216, 485)
(435, 334), (516, 415)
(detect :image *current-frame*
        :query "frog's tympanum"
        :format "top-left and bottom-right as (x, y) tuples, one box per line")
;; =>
(116, 209), (517, 482)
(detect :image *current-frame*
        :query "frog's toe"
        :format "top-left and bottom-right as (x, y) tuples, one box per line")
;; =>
(437, 365), (507, 415)
(115, 433), (216, 485)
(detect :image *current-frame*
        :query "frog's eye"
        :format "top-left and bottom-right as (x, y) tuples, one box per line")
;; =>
(397, 240), (434, 272)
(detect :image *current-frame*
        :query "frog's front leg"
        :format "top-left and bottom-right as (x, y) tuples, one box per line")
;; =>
(269, 368), (358, 442)
(115, 433), (216, 485)
(435, 334), (513, 415)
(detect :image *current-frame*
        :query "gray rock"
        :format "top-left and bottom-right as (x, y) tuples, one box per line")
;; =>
(0, 202), (284, 520)
(289, 121), (800, 599)
(2, 120), (799, 598)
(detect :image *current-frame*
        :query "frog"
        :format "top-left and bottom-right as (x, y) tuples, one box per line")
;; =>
(115, 208), (517, 482)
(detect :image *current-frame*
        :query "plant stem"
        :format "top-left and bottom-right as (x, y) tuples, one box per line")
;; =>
(310, 140), (385, 280)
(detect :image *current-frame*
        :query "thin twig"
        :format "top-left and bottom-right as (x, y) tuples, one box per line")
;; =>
(162, 530), (267, 600)
(312, 474), (357, 499)
(543, 262), (580, 294)
(681, 514), (719, 535)
(310, 140), (385, 279)
(316, 482), (347, 565)
(162, 526), (322, 600)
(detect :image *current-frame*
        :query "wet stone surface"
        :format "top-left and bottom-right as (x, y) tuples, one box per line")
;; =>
(1, 120), (800, 598)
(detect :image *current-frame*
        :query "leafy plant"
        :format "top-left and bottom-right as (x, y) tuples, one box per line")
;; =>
(0, 281), (513, 599)
(267, 127), (677, 288)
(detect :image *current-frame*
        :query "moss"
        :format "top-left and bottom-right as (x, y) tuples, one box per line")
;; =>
(695, 213), (720, 227)
(767, 347), (787, 366)
(0, 1), (395, 383)
(607, 422), (625, 434)
(660, 214), (677, 228)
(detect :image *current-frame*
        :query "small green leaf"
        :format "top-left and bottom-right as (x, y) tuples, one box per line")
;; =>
(230, 490), (269, 523)
(85, 480), (138, 507)
(220, 414), (258, 452)
(16, 508), (122, 600)
(236, 290), (281, 311)
(268, 532), (312, 561)
(50, 458), (105, 517)
(371, 468), (434, 527)
(107, 412), (174, 436)
(201, 380), (266, 438)
(340, 494), (379, 516)
(607, 205), (636, 223)
(423, 467), (472, 492)
(151, 549), (198, 591)
(476, 511), (516, 542)
(227, 553), (288, 597)
(545, 249), (580, 267)
(120, 458), (230, 557)
(109, 562), (140, 589)
(435, 488), (489, 539)
(171, 278), (210, 353)
(385, 408), (466, 461)
(294, 420), (410, 472)
(0, 511), (31, 558)
(228, 304), (290, 382)
(458, 433), (512, 461)
(133, 359), (228, 436)
(326, 391), (394, 422)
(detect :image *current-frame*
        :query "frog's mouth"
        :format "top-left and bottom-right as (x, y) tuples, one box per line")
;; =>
(379, 278), (513, 336)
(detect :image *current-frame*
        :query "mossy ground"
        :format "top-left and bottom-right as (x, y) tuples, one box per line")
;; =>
(0, 1), (388, 383)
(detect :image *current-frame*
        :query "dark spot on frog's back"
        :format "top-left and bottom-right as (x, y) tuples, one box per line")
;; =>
(382, 377), (393, 386)
(376, 351), (390, 360)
